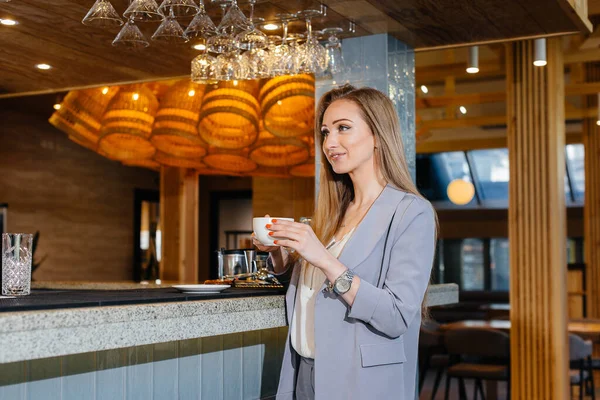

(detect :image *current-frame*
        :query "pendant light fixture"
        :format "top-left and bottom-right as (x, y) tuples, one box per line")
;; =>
(533, 38), (547, 67)
(466, 46), (479, 74)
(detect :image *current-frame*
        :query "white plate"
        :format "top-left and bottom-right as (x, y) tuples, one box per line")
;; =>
(172, 284), (231, 293)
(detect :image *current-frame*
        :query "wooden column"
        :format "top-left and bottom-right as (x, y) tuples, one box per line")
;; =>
(159, 167), (199, 283)
(583, 64), (600, 319)
(506, 38), (569, 399)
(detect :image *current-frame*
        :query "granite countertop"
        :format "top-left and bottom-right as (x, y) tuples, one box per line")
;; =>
(0, 283), (458, 364)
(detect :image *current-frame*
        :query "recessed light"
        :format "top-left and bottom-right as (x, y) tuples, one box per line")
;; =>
(263, 23), (278, 31)
(596, 120), (600, 126)
(101, 87), (109, 95)
(188, 89), (195, 97)
(0, 19), (18, 26)
(420, 85), (428, 94)
(192, 43), (206, 51)
(459, 106), (467, 115)
(132, 93), (139, 101)
(53, 104), (61, 110)
(36, 63), (52, 70)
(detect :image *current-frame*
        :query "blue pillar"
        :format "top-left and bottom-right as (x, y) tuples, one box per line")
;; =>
(315, 34), (416, 189)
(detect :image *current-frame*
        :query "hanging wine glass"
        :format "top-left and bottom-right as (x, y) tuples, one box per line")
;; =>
(207, 3), (238, 53)
(82, 0), (124, 28)
(322, 27), (347, 76)
(123, 0), (164, 22)
(191, 52), (217, 83)
(112, 18), (150, 48)
(217, 0), (249, 35)
(184, 1), (217, 43)
(158, 0), (199, 19)
(151, 7), (188, 43)
(267, 13), (294, 76)
(296, 9), (327, 75)
(214, 52), (246, 81)
(235, 1), (267, 51)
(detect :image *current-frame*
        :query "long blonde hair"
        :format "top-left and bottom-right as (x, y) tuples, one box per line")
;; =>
(313, 84), (428, 245)
(311, 84), (437, 318)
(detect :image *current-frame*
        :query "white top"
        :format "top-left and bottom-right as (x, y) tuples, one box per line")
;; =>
(290, 228), (355, 359)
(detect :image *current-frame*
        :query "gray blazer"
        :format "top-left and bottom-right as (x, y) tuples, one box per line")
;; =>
(275, 185), (436, 400)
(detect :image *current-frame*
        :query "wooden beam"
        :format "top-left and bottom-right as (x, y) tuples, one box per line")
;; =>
(416, 82), (600, 110)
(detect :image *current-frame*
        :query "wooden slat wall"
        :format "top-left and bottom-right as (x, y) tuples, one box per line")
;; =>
(583, 64), (600, 319)
(159, 167), (199, 283)
(506, 38), (569, 399)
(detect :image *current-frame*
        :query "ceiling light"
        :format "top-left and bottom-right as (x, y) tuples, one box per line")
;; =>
(132, 93), (139, 101)
(35, 63), (52, 70)
(420, 85), (428, 94)
(0, 18), (18, 26)
(263, 23), (278, 31)
(101, 87), (109, 95)
(466, 46), (479, 74)
(533, 38), (547, 67)
(188, 89), (195, 97)
(459, 106), (467, 115)
(192, 43), (206, 51)
(53, 104), (61, 110)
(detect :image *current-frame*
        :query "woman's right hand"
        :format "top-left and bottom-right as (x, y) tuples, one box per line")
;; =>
(253, 215), (289, 273)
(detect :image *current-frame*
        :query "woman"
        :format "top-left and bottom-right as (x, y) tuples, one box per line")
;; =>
(253, 85), (436, 400)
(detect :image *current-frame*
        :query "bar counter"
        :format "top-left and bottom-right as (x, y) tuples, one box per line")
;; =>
(0, 283), (458, 400)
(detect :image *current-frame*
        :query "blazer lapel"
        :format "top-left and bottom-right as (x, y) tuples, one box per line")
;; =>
(337, 185), (406, 270)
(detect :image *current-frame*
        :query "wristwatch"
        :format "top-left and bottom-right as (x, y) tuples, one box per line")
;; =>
(331, 269), (355, 295)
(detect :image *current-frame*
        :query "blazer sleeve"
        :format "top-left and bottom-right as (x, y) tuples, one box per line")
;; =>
(347, 197), (436, 339)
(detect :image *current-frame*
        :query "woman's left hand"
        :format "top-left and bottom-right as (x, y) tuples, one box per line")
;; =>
(268, 219), (334, 270)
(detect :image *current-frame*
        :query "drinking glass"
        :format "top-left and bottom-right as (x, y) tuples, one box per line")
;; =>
(2, 233), (33, 296)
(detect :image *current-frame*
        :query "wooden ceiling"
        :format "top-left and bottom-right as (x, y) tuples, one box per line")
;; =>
(0, 0), (591, 97)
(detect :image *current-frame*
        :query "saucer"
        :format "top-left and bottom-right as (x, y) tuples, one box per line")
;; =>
(172, 284), (230, 293)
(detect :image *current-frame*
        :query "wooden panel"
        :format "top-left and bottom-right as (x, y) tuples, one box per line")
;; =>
(567, 269), (584, 318)
(0, 108), (158, 282)
(583, 65), (600, 319)
(506, 38), (569, 399)
(0, 0), (590, 96)
(252, 177), (315, 221)
(62, 353), (96, 400)
(159, 167), (199, 283)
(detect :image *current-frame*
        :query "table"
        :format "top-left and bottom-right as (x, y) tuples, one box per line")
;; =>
(440, 319), (600, 399)
(442, 319), (600, 342)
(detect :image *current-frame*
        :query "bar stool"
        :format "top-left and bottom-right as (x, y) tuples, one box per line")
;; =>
(569, 334), (596, 400)
(419, 319), (449, 399)
(443, 327), (510, 400)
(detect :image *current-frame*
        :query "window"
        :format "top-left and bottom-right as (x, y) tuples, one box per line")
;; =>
(469, 148), (509, 203)
(461, 239), (485, 290)
(490, 238), (509, 291)
(566, 144), (584, 202)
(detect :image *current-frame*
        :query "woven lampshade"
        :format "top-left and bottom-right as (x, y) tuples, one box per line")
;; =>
(289, 161), (315, 177)
(151, 80), (207, 158)
(203, 148), (257, 173)
(217, 79), (259, 98)
(259, 74), (315, 138)
(249, 128), (309, 167)
(198, 88), (260, 149)
(49, 86), (119, 144)
(154, 151), (206, 169)
(99, 85), (159, 160)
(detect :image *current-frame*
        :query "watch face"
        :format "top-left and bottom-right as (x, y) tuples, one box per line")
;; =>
(335, 278), (351, 293)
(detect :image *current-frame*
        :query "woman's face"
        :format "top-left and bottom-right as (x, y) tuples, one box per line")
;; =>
(321, 99), (376, 175)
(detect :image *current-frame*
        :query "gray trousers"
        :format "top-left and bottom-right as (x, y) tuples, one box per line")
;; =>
(295, 357), (315, 400)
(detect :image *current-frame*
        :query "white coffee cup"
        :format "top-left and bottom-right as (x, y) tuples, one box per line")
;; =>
(253, 217), (294, 246)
